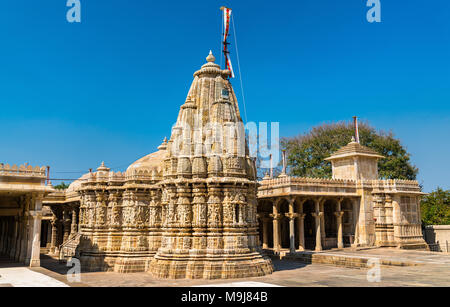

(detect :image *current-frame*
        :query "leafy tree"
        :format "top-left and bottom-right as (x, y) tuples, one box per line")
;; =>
(281, 120), (418, 180)
(420, 187), (450, 225)
(54, 182), (70, 190)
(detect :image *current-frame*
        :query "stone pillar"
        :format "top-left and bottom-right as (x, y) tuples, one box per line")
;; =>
(312, 212), (323, 251)
(270, 200), (281, 253)
(262, 217), (269, 249)
(313, 198), (323, 251)
(297, 214), (306, 251)
(287, 197), (297, 253)
(287, 213), (298, 253)
(335, 211), (344, 249)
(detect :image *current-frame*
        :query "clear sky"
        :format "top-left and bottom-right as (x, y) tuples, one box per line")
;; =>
(0, 1), (448, 192)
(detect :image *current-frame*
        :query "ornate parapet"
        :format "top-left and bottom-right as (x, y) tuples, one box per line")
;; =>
(258, 175), (358, 198)
(368, 179), (425, 195)
(0, 163), (46, 178)
(0, 163), (53, 194)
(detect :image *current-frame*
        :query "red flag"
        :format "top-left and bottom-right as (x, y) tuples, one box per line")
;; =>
(222, 7), (232, 43)
(221, 7), (235, 78)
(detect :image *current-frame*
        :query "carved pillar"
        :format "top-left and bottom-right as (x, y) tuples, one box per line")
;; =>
(63, 208), (71, 242)
(286, 213), (298, 253)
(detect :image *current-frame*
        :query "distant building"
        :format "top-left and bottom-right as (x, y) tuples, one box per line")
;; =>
(0, 163), (53, 266)
(258, 138), (428, 253)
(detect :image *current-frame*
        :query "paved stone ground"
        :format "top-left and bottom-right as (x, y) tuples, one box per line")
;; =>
(0, 256), (68, 287)
(1, 248), (449, 287)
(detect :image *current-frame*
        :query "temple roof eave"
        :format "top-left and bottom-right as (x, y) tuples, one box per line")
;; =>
(324, 152), (385, 161)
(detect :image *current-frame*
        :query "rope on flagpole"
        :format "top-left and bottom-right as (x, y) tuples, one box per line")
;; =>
(231, 14), (248, 124)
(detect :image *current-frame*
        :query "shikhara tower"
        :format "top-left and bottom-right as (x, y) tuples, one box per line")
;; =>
(72, 51), (272, 278)
(149, 51), (273, 278)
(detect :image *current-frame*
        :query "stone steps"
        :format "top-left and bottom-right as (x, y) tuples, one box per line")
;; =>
(270, 250), (423, 269)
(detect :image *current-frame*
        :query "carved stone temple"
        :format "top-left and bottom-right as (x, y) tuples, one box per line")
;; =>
(45, 51), (274, 278)
(0, 52), (429, 279)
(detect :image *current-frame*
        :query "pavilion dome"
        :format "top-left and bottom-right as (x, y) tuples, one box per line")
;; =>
(126, 138), (168, 176)
(67, 172), (90, 193)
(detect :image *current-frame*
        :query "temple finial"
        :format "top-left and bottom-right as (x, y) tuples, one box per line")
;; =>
(206, 50), (215, 63)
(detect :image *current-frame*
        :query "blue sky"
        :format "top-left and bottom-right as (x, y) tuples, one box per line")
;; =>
(0, 1), (448, 192)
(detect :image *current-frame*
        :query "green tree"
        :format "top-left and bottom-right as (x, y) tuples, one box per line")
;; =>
(420, 188), (450, 225)
(54, 182), (70, 190)
(281, 120), (418, 180)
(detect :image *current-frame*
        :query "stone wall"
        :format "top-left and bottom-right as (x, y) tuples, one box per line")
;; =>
(424, 225), (450, 252)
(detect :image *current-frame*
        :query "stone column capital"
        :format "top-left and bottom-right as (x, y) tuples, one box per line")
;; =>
(312, 212), (324, 218)
(287, 196), (296, 205)
(334, 211), (344, 218)
(270, 213), (283, 220)
(285, 212), (298, 220)
(297, 213), (306, 219)
(28, 210), (43, 219)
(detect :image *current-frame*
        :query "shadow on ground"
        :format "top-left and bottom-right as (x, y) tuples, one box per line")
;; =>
(271, 258), (308, 272)
(39, 254), (70, 275)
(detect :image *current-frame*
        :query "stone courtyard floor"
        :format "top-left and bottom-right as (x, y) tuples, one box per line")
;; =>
(1, 248), (449, 287)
